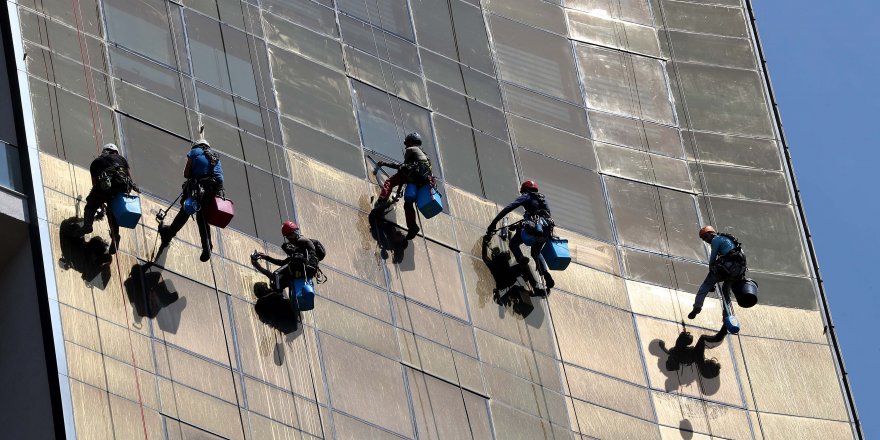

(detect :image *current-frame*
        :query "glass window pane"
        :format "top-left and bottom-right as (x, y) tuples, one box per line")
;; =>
(280, 116), (365, 178)
(337, 0), (415, 41)
(666, 30), (755, 69)
(435, 115), (481, 196)
(489, 15), (583, 104)
(352, 81), (439, 169)
(577, 44), (674, 125)
(675, 62), (773, 137)
(567, 10), (660, 57)
(270, 49), (360, 144)
(264, 13), (344, 70)
(694, 163), (790, 203)
(411, 0), (456, 59)
(186, 11), (231, 92)
(566, 0), (654, 26)
(122, 116), (189, 201)
(484, 0), (567, 35)
(222, 25), (259, 102)
(606, 177), (664, 252)
(449, 0), (495, 74)
(684, 130), (781, 171)
(109, 47), (183, 104)
(262, 0), (339, 37)
(509, 114), (597, 170)
(502, 83), (589, 137)
(104, 0), (175, 65)
(475, 132), (518, 204)
(518, 149), (613, 241)
(338, 15), (419, 69)
(660, 0), (748, 38)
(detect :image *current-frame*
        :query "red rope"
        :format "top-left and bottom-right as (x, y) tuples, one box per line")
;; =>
(69, 1), (149, 438)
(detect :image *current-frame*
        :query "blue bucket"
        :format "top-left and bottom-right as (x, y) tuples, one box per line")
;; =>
(291, 277), (315, 311)
(183, 197), (200, 215)
(541, 238), (571, 271)
(110, 194), (142, 229)
(404, 183), (418, 202)
(417, 185), (443, 218)
(520, 220), (545, 246)
(724, 314), (741, 334)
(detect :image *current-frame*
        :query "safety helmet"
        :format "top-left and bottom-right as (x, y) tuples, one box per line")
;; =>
(520, 180), (539, 193)
(102, 143), (119, 154)
(404, 132), (422, 147)
(281, 221), (300, 237)
(193, 138), (210, 149)
(698, 225), (716, 239)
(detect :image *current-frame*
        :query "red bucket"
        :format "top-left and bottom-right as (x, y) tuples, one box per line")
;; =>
(204, 196), (235, 228)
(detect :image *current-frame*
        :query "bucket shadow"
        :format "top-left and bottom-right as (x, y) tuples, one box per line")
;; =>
(123, 247), (185, 333)
(648, 330), (725, 396)
(58, 217), (112, 290)
(253, 282), (301, 335)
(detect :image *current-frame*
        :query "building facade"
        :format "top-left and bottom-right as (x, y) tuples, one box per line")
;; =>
(0, 0), (862, 438)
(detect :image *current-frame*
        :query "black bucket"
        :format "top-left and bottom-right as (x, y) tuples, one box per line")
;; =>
(732, 279), (759, 308)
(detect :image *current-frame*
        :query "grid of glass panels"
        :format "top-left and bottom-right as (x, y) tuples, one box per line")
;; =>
(17, 0), (856, 438)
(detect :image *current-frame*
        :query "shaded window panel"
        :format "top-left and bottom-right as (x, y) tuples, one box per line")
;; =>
(692, 162), (789, 203)
(109, 47), (184, 104)
(577, 44), (675, 125)
(280, 116), (365, 178)
(468, 99), (509, 141)
(683, 130), (781, 171)
(427, 82), (470, 125)
(434, 115), (482, 196)
(704, 196), (809, 276)
(407, 368), (493, 440)
(30, 80), (116, 169)
(448, 0), (495, 74)
(621, 248), (676, 288)
(24, 43), (112, 107)
(0, 143), (22, 191)
(345, 47), (428, 108)
(338, 15), (420, 71)
(567, 9), (660, 57)
(352, 81), (439, 172)
(26, 0), (102, 35)
(660, 0), (748, 38)
(461, 68), (503, 109)
(235, 95), (267, 137)
(606, 177), (664, 252)
(241, 131), (272, 171)
(596, 142), (690, 191)
(263, 12), (344, 71)
(589, 110), (683, 158)
(247, 165), (292, 245)
(21, 9), (108, 73)
(337, 0), (415, 41)
(218, 155), (258, 237)
(103, 0), (175, 65)
(748, 271), (818, 310)
(489, 15), (584, 105)
(121, 115), (190, 201)
(219, 0), (247, 29)
(518, 149), (613, 241)
(475, 133), (519, 204)
(675, 62), (773, 137)
(251, 38), (278, 111)
(421, 50), (466, 94)
(671, 258), (712, 293)
(115, 80), (190, 137)
(196, 83), (237, 127)
(223, 25), (260, 103)
(659, 187), (704, 261)
(200, 115), (245, 161)
(566, 0), (654, 26)
(270, 48), (360, 144)
(169, 3), (191, 74)
(509, 114), (597, 170)
(665, 30), (755, 70)
(410, 0), (456, 59)
(502, 82), (589, 137)
(186, 11), (231, 91)
(262, 0), (339, 37)
(484, 0), (567, 35)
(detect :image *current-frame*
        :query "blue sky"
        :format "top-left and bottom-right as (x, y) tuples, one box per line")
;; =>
(751, 1), (879, 436)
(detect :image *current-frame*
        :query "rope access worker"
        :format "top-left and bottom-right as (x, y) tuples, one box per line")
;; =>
(158, 139), (224, 262)
(688, 225), (747, 320)
(373, 132), (434, 240)
(486, 180), (556, 290)
(79, 143), (137, 255)
(251, 221), (326, 304)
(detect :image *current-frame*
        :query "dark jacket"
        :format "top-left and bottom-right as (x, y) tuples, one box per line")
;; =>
(489, 192), (551, 230)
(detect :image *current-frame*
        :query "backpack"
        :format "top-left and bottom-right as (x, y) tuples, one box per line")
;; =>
(401, 159), (433, 185)
(312, 239), (326, 262)
(713, 233), (747, 280)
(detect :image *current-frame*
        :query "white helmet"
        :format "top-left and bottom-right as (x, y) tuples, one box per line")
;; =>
(102, 143), (119, 153)
(193, 138), (210, 148)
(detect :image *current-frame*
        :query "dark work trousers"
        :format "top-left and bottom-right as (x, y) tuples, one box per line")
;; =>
(509, 225), (548, 273)
(83, 188), (120, 242)
(378, 172), (418, 233)
(165, 203), (212, 255)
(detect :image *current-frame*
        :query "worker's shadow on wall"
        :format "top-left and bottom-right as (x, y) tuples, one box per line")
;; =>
(476, 235), (548, 326)
(58, 217), (112, 290)
(123, 246), (185, 333)
(253, 282), (301, 335)
(368, 200), (410, 265)
(649, 330), (725, 396)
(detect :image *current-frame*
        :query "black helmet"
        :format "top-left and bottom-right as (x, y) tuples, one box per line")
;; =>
(404, 132), (422, 147)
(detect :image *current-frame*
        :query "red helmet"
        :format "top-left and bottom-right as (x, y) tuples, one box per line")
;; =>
(520, 180), (539, 193)
(698, 225), (716, 239)
(281, 221), (299, 236)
